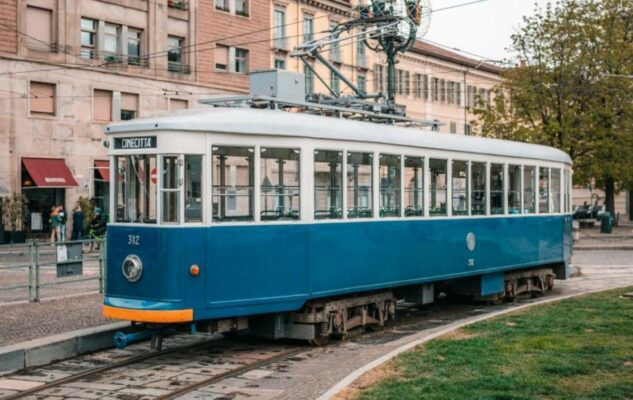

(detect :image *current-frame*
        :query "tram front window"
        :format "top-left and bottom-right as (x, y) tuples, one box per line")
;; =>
(430, 159), (447, 216)
(161, 156), (180, 223)
(185, 155), (202, 223)
(260, 148), (300, 221)
(212, 146), (254, 222)
(404, 156), (424, 217)
(379, 154), (401, 217)
(452, 160), (468, 215)
(347, 152), (373, 218)
(115, 155), (157, 223)
(314, 150), (342, 220)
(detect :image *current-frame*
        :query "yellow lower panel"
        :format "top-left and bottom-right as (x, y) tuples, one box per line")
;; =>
(102, 305), (193, 323)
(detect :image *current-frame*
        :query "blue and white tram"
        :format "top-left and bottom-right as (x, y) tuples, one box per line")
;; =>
(102, 107), (573, 342)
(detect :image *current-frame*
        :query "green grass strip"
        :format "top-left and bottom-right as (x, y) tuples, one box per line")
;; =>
(358, 288), (633, 400)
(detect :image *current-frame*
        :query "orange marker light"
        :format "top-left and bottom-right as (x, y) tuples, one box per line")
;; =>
(189, 264), (200, 277)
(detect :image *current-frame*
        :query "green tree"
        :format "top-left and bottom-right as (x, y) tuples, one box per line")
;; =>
(473, 0), (633, 214)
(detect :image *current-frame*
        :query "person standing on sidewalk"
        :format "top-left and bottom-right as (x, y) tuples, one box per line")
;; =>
(49, 206), (61, 244)
(58, 205), (67, 242)
(71, 204), (84, 241)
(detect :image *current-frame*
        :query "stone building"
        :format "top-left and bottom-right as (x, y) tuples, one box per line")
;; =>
(0, 0), (270, 236)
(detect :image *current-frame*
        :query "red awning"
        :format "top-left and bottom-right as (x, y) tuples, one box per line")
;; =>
(94, 160), (110, 182)
(22, 158), (79, 188)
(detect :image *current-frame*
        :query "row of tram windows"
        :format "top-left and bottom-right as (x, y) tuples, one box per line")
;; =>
(113, 149), (572, 224)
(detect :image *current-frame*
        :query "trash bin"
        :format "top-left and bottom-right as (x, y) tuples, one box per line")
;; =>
(600, 212), (613, 234)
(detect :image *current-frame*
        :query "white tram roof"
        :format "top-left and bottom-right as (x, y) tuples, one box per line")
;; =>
(106, 107), (572, 164)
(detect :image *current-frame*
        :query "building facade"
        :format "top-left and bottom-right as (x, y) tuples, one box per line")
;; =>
(1, 0), (629, 238)
(0, 0), (270, 235)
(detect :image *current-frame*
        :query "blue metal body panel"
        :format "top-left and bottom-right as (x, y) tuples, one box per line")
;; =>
(105, 215), (573, 320)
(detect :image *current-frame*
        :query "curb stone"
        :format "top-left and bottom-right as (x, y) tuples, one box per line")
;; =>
(0, 322), (130, 376)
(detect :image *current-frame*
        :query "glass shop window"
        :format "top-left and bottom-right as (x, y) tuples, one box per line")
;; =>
(490, 164), (504, 215)
(115, 155), (157, 223)
(471, 162), (486, 215)
(551, 168), (561, 213)
(212, 146), (254, 222)
(379, 154), (401, 217)
(161, 156), (180, 223)
(403, 156), (424, 217)
(539, 167), (550, 214)
(430, 159), (447, 216)
(185, 155), (202, 223)
(523, 166), (536, 214)
(508, 165), (522, 214)
(452, 160), (468, 216)
(260, 148), (300, 221)
(347, 152), (373, 218)
(314, 150), (343, 220)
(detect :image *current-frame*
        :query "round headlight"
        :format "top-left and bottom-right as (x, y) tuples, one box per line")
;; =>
(122, 255), (143, 283)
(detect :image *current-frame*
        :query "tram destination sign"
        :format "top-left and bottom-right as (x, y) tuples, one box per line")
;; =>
(114, 136), (157, 150)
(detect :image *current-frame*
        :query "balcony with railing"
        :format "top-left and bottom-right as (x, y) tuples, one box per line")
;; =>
(168, 0), (189, 10)
(168, 61), (191, 74)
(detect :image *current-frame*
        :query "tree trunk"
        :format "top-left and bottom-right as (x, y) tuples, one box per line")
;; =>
(604, 176), (615, 216)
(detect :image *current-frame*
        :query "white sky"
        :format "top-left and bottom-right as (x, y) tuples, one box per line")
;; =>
(424, 0), (551, 63)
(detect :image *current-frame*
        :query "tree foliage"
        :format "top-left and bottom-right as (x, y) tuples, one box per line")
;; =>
(472, 0), (633, 212)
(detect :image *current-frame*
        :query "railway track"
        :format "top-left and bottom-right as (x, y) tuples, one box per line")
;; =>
(1, 335), (306, 400)
(1, 291), (564, 400)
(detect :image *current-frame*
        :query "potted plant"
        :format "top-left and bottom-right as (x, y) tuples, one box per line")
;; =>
(1, 193), (29, 243)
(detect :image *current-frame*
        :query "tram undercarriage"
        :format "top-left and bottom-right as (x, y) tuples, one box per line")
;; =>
(192, 266), (563, 345)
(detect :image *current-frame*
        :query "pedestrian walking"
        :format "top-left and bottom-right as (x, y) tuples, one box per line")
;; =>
(71, 204), (84, 241)
(49, 206), (61, 244)
(59, 205), (67, 242)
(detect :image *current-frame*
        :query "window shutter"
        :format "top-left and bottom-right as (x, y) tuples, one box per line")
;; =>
(94, 90), (112, 121)
(26, 7), (53, 50)
(30, 82), (55, 114)
(121, 93), (138, 111)
(170, 99), (188, 111)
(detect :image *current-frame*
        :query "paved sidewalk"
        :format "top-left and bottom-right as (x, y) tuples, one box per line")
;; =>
(0, 293), (109, 347)
(574, 224), (633, 250)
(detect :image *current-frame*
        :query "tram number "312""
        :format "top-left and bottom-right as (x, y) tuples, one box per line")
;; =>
(128, 235), (140, 246)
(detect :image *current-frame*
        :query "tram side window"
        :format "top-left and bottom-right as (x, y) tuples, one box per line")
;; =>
(161, 156), (180, 223)
(508, 165), (522, 214)
(212, 146), (254, 222)
(403, 156), (424, 217)
(379, 154), (401, 217)
(539, 167), (550, 214)
(347, 152), (373, 218)
(452, 160), (468, 216)
(551, 168), (561, 213)
(471, 162), (486, 215)
(564, 169), (571, 213)
(523, 166), (536, 214)
(429, 159), (447, 216)
(261, 148), (300, 221)
(314, 150), (343, 220)
(185, 155), (202, 223)
(490, 164), (504, 215)
(115, 155), (157, 223)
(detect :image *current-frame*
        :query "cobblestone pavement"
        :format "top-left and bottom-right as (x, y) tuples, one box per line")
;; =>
(0, 250), (631, 399)
(0, 293), (107, 346)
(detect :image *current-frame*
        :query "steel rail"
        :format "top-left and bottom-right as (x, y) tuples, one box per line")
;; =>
(156, 346), (307, 400)
(1, 335), (223, 400)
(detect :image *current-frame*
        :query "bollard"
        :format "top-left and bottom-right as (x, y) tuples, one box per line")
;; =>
(34, 241), (40, 302)
(28, 241), (34, 302)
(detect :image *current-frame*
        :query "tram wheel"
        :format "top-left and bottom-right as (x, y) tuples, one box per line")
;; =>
(309, 335), (330, 346)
